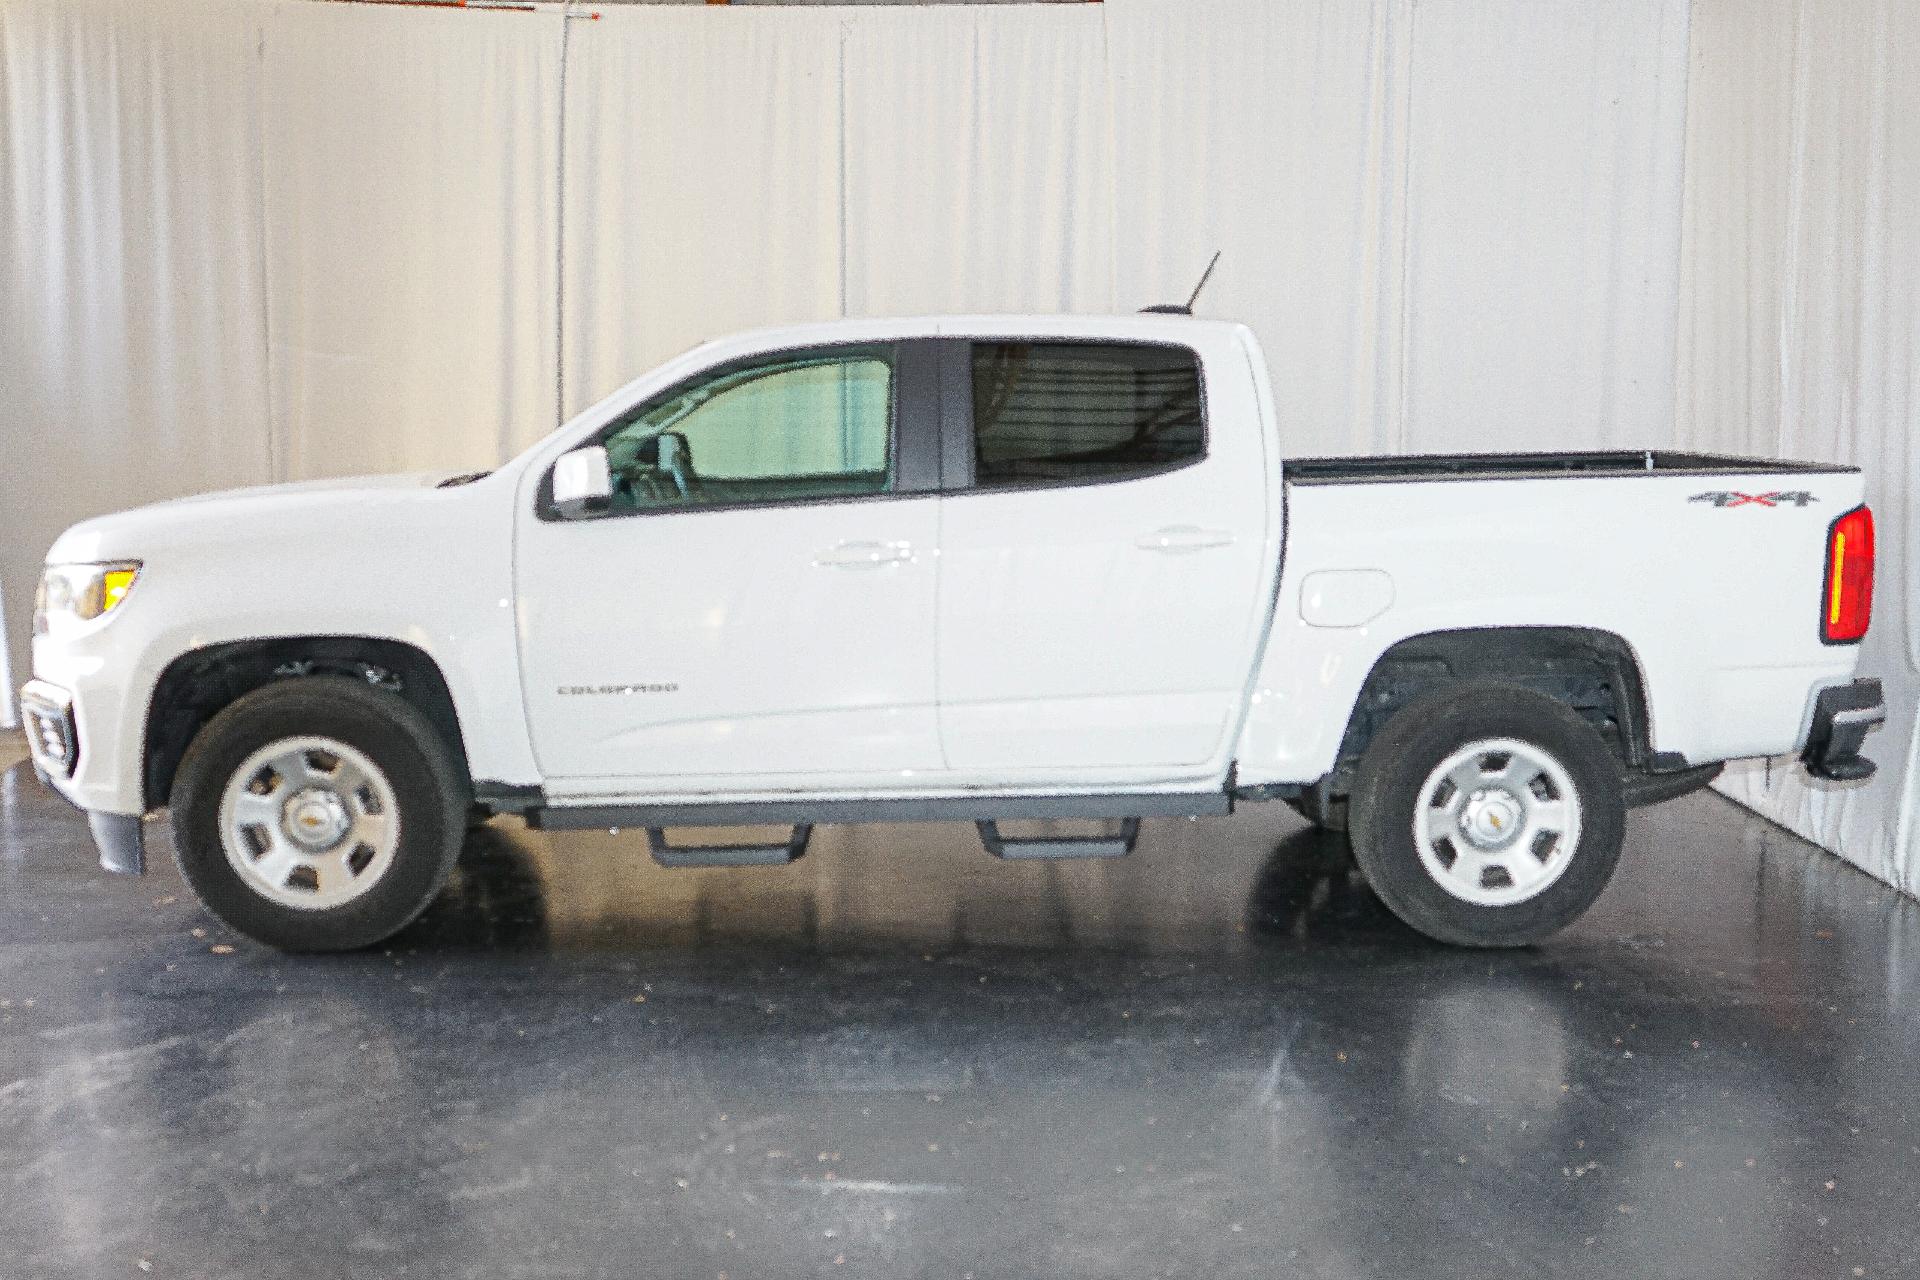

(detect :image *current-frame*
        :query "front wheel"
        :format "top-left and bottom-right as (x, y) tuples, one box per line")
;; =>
(1347, 682), (1626, 947)
(170, 676), (469, 951)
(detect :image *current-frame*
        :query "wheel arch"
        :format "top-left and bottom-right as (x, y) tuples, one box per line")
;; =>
(1326, 626), (1658, 793)
(143, 635), (471, 811)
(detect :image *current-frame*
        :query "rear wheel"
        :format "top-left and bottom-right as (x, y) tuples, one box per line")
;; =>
(1347, 682), (1625, 947)
(170, 677), (468, 951)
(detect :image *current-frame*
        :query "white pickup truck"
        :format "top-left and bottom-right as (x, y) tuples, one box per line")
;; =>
(20, 315), (1884, 951)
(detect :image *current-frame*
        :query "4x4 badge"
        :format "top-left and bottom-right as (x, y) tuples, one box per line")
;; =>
(1689, 490), (1818, 508)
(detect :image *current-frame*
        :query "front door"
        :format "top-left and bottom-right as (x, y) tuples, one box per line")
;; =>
(516, 342), (943, 788)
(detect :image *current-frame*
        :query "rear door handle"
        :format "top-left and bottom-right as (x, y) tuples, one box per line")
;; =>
(1135, 525), (1236, 554)
(814, 540), (914, 569)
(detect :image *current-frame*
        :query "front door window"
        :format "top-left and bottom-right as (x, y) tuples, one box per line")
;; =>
(600, 347), (894, 512)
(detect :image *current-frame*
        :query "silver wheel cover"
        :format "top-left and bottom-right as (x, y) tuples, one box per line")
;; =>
(1412, 737), (1582, 907)
(217, 736), (402, 911)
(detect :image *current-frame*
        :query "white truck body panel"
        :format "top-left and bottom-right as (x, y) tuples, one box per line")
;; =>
(25, 313), (1871, 831)
(1233, 471), (1863, 786)
(34, 472), (534, 815)
(517, 492), (947, 781)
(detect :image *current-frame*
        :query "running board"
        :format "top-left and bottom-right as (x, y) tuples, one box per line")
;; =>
(527, 790), (1229, 831)
(976, 819), (1140, 861)
(646, 824), (813, 868)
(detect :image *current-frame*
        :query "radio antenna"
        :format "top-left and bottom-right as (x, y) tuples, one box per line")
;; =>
(1139, 250), (1222, 315)
(1185, 250), (1221, 310)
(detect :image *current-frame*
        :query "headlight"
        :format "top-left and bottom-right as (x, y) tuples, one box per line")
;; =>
(33, 562), (141, 635)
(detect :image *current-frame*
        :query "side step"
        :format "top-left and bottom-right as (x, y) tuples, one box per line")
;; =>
(526, 789), (1229, 831)
(976, 818), (1140, 861)
(646, 824), (813, 868)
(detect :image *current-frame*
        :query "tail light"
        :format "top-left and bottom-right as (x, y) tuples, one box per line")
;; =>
(1822, 505), (1873, 644)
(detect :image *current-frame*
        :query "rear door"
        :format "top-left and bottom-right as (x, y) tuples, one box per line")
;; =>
(933, 326), (1277, 776)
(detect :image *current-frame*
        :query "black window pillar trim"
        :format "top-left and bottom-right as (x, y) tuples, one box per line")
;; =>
(891, 338), (946, 496)
(933, 337), (976, 492)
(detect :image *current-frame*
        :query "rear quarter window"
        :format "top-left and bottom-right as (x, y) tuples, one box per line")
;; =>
(969, 341), (1204, 487)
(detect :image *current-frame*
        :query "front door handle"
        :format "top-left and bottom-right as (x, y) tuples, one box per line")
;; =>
(814, 540), (914, 569)
(1135, 525), (1236, 554)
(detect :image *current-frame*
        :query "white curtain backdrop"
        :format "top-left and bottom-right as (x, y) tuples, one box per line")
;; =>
(1399, 0), (1689, 452)
(0, 0), (1911, 888)
(559, 7), (844, 415)
(1675, 0), (1919, 891)
(0, 0), (274, 728)
(261, 2), (564, 476)
(1109, 0), (1412, 455)
(1105, 0), (1689, 455)
(0, 586), (12, 728)
(840, 7), (1115, 321)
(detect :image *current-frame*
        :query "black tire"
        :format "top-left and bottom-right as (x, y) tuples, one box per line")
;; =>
(170, 676), (469, 952)
(1347, 681), (1625, 948)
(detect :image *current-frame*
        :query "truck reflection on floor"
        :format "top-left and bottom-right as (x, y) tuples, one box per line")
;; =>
(409, 810), (1405, 957)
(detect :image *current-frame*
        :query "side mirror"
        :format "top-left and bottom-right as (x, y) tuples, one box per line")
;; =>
(552, 445), (613, 519)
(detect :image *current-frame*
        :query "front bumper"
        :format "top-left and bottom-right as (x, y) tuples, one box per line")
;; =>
(18, 679), (147, 874)
(1802, 678), (1885, 782)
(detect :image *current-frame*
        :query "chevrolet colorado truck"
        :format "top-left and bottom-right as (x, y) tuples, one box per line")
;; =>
(19, 315), (1885, 951)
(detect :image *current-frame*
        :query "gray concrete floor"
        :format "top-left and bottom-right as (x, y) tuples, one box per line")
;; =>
(2, 735), (1917, 1279)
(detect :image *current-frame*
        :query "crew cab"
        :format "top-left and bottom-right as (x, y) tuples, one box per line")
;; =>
(19, 315), (1884, 950)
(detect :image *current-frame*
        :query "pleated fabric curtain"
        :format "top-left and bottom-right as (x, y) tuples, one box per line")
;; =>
(1675, 0), (1920, 892)
(259, 2), (564, 479)
(0, 0), (275, 728)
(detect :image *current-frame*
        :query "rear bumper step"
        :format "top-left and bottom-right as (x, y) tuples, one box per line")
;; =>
(1802, 678), (1885, 783)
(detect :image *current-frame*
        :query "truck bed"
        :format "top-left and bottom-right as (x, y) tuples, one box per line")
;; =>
(1285, 450), (1856, 485)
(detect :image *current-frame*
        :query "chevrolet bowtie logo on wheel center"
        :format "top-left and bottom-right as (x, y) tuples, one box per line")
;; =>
(1689, 490), (1818, 508)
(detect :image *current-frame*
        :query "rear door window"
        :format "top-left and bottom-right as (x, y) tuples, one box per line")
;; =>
(968, 341), (1204, 488)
